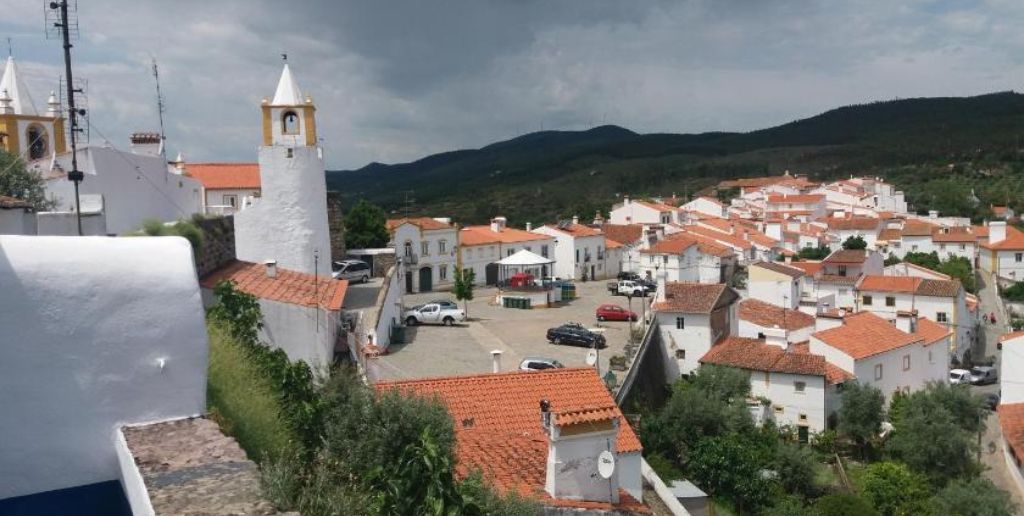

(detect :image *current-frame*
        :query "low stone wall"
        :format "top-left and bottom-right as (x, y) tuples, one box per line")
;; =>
(195, 215), (235, 278)
(327, 191), (346, 263)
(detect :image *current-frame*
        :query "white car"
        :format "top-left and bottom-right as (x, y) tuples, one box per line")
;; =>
(949, 368), (971, 385)
(519, 357), (565, 371)
(403, 303), (466, 326)
(332, 260), (371, 283)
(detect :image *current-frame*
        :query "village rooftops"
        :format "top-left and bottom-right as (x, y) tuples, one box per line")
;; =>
(915, 317), (953, 345)
(200, 259), (347, 311)
(739, 299), (815, 331)
(981, 225), (1024, 251)
(386, 217), (453, 231)
(931, 226), (979, 242)
(766, 194), (824, 204)
(601, 223), (644, 246)
(653, 282), (739, 313)
(786, 260), (823, 276)
(999, 403), (1024, 463)
(877, 228), (902, 242)
(634, 199), (676, 212)
(900, 219), (937, 237)
(822, 248), (868, 264)
(700, 336), (834, 379)
(184, 163), (261, 190)
(812, 312), (923, 359)
(856, 275), (961, 297)
(749, 260), (805, 279)
(459, 224), (551, 246)
(826, 217), (881, 231)
(541, 222), (603, 237)
(640, 234), (696, 254)
(375, 368), (646, 512)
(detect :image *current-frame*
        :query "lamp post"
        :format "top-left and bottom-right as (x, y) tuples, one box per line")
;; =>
(626, 292), (634, 345)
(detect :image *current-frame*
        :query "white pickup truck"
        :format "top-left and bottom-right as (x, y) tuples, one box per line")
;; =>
(403, 302), (467, 326)
(606, 279), (652, 297)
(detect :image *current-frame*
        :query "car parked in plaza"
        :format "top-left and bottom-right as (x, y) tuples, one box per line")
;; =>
(332, 260), (371, 283)
(519, 357), (565, 371)
(403, 303), (466, 326)
(546, 322), (607, 348)
(949, 369), (971, 385)
(970, 366), (999, 386)
(595, 304), (638, 322)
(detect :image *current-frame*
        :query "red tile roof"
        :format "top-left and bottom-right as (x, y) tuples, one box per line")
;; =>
(641, 234), (696, 254)
(460, 225), (552, 246)
(914, 317), (952, 346)
(739, 299), (815, 330)
(999, 403), (1024, 461)
(787, 260), (823, 276)
(653, 282), (739, 313)
(823, 249), (868, 264)
(601, 224), (644, 246)
(812, 312), (922, 359)
(375, 368), (646, 511)
(827, 217), (881, 231)
(0, 195), (31, 209)
(200, 260), (347, 310)
(636, 199), (676, 212)
(901, 219), (936, 237)
(981, 225), (1024, 251)
(766, 194), (824, 204)
(387, 217), (453, 231)
(683, 224), (754, 250)
(856, 275), (960, 297)
(542, 222), (603, 237)
(877, 228), (902, 242)
(750, 260), (805, 278)
(185, 163), (261, 190)
(931, 227), (979, 243)
(700, 336), (828, 377)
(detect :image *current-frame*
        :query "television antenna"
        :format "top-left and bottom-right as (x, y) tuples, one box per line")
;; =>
(597, 450), (616, 479)
(46, 0), (86, 235)
(585, 348), (598, 367)
(151, 57), (167, 159)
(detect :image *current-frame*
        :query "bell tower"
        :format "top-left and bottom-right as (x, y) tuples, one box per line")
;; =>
(234, 60), (333, 275)
(0, 56), (66, 160)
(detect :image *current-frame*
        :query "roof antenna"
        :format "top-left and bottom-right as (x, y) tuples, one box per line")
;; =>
(151, 56), (167, 160)
(46, 1), (85, 236)
(281, 53), (287, 62)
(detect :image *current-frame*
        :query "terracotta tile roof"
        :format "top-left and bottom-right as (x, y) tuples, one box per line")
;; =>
(683, 224), (754, 250)
(387, 217), (453, 231)
(739, 299), (815, 330)
(981, 225), (1024, 251)
(812, 312), (922, 359)
(827, 217), (881, 231)
(696, 217), (733, 232)
(857, 275), (922, 293)
(375, 368), (647, 512)
(931, 227), (978, 243)
(750, 260), (805, 278)
(697, 240), (735, 258)
(901, 219), (936, 237)
(823, 249), (868, 264)
(200, 260), (347, 310)
(974, 225), (990, 238)
(460, 225), (552, 246)
(604, 237), (623, 249)
(185, 163), (261, 190)
(916, 278), (962, 297)
(999, 330), (1024, 343)
(825, 363), (856, 384)
(641, 234), (696, 254)
(766, 194), (825, 204)
(653, 282), (739, 313)
(787, 260), (823, 276)
(0, 195), (31, 209)
(636, 199), (675, 212)
(914, 317), (952, 346)
(999, 403), (1024, 460)
(877, 228), (902, 242)
(543, 222), (603, 237)
(601, 224), (643, 246)
(818, 274), (858, 285)
(700, 336), (828, 377)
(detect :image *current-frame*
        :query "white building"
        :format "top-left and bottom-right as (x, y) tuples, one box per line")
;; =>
(388, 217), (459, 292)
(765, 194), (826, 221)
(638, 234), (736, 284)
(609, 196), (677, 225)
(737, 299), (816, 344)
(652, 281), (740, 378)
(458, 217), (555, 285)
(183, 162), (261, 215)
(201, 259), (347, 370)
(747, 260), (805, 309)
(533, 217), (612, 280)
(825, 217), (883, 250)
(680, 196), (726, 219)
(883, 262), (952, 280)
(997, 331), (1024, 496)
(980, 222), (1024, 281)
(0, 236), (208, 501)
(234, 62), (333, 275)
(0, 195), (35, 234)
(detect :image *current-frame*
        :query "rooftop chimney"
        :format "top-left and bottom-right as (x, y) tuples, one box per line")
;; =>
(543, 402), (620, 504)
(525, 222), (532, 231)
(990, 221), (1007, 244)
(623, 195), (631, 206)
(490, 216), (507, 233)
(129, 132), (163, 156)
(763, 326), (788, 350)
(928, 210), (939, 219)
(572, 215), (579, 226)
(264, 259), (278, 278)
(491, 350), (502, 373)
(655, 270), (667, 303)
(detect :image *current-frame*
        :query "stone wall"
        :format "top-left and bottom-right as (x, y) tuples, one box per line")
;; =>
(327, 191), (346, 263)
(195, 215), (236, 278)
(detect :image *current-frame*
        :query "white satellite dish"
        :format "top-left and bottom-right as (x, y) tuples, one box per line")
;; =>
(597, 450), (616, 479)
(585, 349), (599, 366)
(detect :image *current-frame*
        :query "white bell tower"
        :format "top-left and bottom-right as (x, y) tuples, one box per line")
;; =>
(233, 61), (333, 275)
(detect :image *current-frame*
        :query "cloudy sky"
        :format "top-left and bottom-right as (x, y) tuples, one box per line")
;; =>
(1, 0), (1022, 169)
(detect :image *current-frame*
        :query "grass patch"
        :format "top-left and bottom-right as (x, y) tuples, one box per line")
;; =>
(206, 320), (297, 462)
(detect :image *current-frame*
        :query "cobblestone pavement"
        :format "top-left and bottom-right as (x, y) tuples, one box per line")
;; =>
(370, 280), (647, 382)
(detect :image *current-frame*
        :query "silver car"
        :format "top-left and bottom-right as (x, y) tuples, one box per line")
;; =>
(519, 357), (565, 371)
(332, 260), (371, 283)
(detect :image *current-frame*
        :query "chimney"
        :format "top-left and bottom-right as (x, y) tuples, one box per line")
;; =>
(894, 312), (918, 334)
(572, 215), (580, 226)
(264, 259), (278, 278)
(928, 210), (939, 219)
(655, 270), (667, 303)
(990, 221), (1007, 244)
(491, 350), (502, 373)
(784, 255), (792, 264)
(623, 195), (631, 206)
(490, 216), (507, 232)
(763, 326), (788, 350)
(543, 402), (620, 504)
(129, 132), (163, 156)
(432, 217), (452, 225)
(525, 222), (532, 231)
(593, 211), (605, 226)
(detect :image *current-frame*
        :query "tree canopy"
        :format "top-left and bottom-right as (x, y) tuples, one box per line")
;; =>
(345, 199), (390, 249)
(842, 235), (868, 250)
(837, 382), (885, 458)
(0, 148), (51, 210)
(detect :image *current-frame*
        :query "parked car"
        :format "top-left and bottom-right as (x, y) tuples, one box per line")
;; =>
(332, 260), (371, 282)
(546, 323), (607, 348)
(982, 392), (1001, 411)
(427, 299), (459, 310)
(606, 279), (653, 297)
(596, 304), (638, 322)
(618, 271), (641, 281)
(519, 357), (565, 371)
(970, 366), (999, 386)
(950, 369), (971, 385)
(403, 303), (466, 326)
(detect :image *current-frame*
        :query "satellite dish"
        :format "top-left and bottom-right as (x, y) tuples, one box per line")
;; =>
(597, 450), (616, 479)
(585, 349), (598, 366)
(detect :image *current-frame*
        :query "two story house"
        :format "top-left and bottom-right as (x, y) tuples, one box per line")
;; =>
(388, 217), (459, 293)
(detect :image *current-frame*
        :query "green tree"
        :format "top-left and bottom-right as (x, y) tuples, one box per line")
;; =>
(0, 148), (52, 210)
(687, 363), (753, 401)
(842, 235), (868, 250)
(763, 496), (814, 516)
(859, 462), (931, 516)
(813, 494), (879, 516)
(798, 245), (831, 260)
(929, 477), (1016, 516)
(345, 199), (390, 249)
(774, 441), (820, 499)
(902, 251), (941, 271)
(837, 382), (885, 459)
(937, 256), (976, 293)
(452, 267), (475, 319)
(688, 433), (773, 513)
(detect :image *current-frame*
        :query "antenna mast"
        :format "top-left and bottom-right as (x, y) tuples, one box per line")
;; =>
(46, 0), (85, 235)
(151, 57), (167, 159)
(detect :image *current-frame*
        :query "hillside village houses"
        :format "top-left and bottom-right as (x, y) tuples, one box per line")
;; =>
(980, 221), (1024, 280)
(532, 216), (618, 280)
(387, 216), (458, 292)
(457, 216), (555, 285)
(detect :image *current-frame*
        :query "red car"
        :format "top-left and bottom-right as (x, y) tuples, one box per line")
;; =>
(596, 304), (638, 322)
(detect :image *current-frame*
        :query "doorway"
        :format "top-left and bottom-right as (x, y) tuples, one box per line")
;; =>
(419, 266), (433, 292)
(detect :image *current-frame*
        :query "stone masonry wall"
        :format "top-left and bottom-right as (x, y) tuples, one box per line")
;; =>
(327, 191), (346, 263)
(195, 215), (236, 278)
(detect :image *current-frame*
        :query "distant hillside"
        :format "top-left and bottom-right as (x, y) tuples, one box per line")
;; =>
(327, 92), (1024, 224)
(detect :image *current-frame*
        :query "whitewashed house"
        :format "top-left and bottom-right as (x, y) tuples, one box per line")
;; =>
(747, 261), (804, 309)
(458, 217), (555, 285)
(638, 234), (735, 284)
(765, 194), (826, 222)
(533, 217), (612, 280)
(680, 196), (726, 218)
(737, 299), (816, 344)
(825, 217), (883, 250)
(183, 162), (261, 215)
(609, 196), (677, 225)
(388, 217), (458, 292)
(996, 331), (1024, 495)
(980, 222), (1024, 280)
(652, 280), (740, 378)
(883, 262), (952, 280)
(602, 223), (646, 273)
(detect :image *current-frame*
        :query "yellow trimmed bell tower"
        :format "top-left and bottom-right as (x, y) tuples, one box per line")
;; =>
(261, 62), (317, 148)
(0, 56), (66, 159)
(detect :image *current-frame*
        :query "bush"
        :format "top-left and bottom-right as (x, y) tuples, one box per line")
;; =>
(813, 493), (878, 516)
(1003, 282), (1024, 302)
(859, 461), (931, 516)
(646, 452), (685, 482)
(842, 236), (868, 250)
(929, 477), (1017, 516)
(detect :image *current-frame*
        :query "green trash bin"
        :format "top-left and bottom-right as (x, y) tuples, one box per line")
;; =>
(515, 297), (524, 309)
(524, 297), (532, 309)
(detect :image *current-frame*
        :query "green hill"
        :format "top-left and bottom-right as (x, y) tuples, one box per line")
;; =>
(326, 91), (1024, 225)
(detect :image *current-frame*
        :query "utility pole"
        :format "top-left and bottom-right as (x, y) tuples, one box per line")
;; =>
(47, 1), (84, 235)
(151, 57), (167, 159)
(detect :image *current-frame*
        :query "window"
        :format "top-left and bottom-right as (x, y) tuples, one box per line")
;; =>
(282, 111), (300, 135)
(794, 381), (806, 393)
(404, 241), (413, 257)
(929, 350), (934, 363)
(663, 255), (668, 264)
(893, 241), (901, 248)
(525, 246), (532, 253)
(440, 265), (447, 280)
(960, 244), (966, 251)
(912, 244), (919, 251)
(286, 148), (293, 158)
(874, 364), (883, 380)
(936, 312), (948, 323)
(576, 249), (580, 263)
(421, 241), (429, 256)
(675, 349), (685, 360)
(902, 354), (911, 371)
(863, 295), (873, 306)
(675, 317), (685, 330)
(26, 125), (48, 160)
(838, 265), (848, 276)
(222, 194), (237, 207)
(885, 296), (896, 307)
(940, 243), (946, 250)
(541, 245), (549, 258)
(507, 249), (514, 257)
(799, 414), (808, 422)
(439, 240), (447, 254)
(774, 405), (784, 414)
(1016, 253), (1023, 263)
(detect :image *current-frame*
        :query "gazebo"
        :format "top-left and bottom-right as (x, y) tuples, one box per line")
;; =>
(494, 250), (559, 308)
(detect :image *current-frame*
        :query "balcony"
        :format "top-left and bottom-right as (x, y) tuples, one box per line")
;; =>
(401, 253), (419, 266)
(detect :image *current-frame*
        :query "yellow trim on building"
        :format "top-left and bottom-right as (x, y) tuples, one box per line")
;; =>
(303, 105), (317, 146)
(261, 105), (272, 146)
